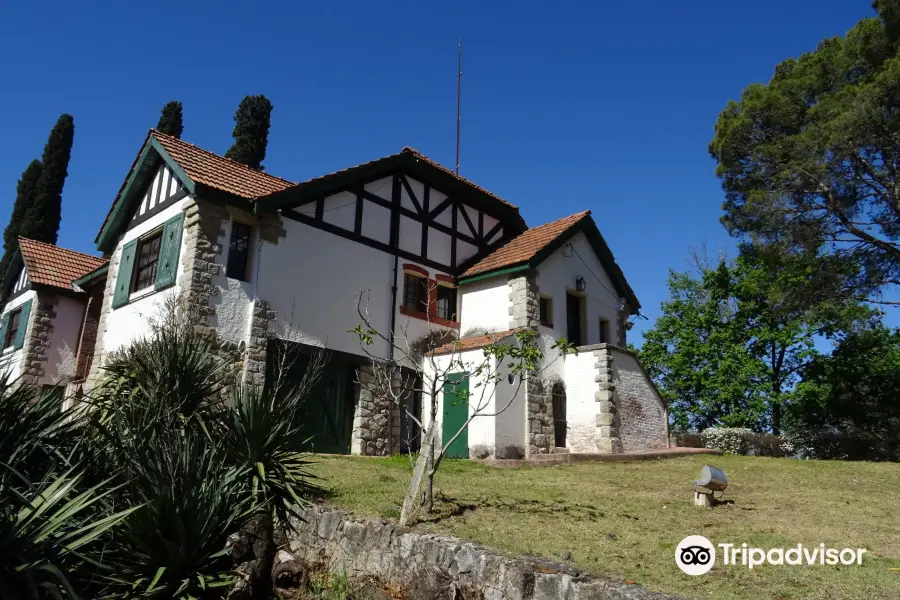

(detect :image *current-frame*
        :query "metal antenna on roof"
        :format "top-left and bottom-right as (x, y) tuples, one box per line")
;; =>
(456, 39), (462, 177)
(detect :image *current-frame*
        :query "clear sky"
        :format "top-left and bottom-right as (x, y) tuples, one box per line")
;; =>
(0, 0), (877, 345)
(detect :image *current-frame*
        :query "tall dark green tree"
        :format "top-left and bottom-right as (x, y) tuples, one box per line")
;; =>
(639, 251), (869, 434)
(225, 95), (272, 171)
(20, 114), (74, 245)
(791, 325), (900, 460)
(0, 159), (43, 280)
(156, 100), (184, 138)
(709, 1), (900, 305)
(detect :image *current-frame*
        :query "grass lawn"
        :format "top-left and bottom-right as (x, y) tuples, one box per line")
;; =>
(309, 454), (900, 600)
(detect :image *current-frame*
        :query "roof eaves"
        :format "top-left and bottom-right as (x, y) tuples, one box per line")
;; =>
(95, 136), (195, 253)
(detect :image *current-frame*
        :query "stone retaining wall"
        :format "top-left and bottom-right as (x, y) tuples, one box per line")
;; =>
(286, 505), (681, 600)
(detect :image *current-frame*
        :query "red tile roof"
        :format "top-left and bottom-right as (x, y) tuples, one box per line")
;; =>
(460, 211), (591, 278)
(18, 238), (108, 291)
(152, 130), (295, 198)
(431, 329), (521, 356)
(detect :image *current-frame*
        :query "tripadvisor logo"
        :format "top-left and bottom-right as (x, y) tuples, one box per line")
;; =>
(675, 536), (867, 575)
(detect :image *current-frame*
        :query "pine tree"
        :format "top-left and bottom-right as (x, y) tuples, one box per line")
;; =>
(0, 159), (43, 280)
(156, 101), (184, 138)
(225, 95), (272, 170)
(21, 114), (74, 245)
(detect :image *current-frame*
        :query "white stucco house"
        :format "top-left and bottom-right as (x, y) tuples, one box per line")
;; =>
(0, 237), (108, 394)
(83, 129), (667, 458)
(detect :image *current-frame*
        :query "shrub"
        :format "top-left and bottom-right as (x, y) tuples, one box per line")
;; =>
(700, 427), (793, 457)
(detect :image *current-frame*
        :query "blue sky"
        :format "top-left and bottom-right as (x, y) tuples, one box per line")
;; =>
(0, 0), (877, 345)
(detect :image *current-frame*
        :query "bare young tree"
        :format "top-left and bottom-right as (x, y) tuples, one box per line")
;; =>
(350, 282), (571, 526)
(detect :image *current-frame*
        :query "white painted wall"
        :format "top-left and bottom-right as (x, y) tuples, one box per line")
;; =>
(210, 217), (256, 347)
(101, 202), (187, 354)
(253, 217), (454, 361)
(458, 277), (509, 336)
(536, 231), (622, 369)
(0, 290), (36, 380)
(422, 348), (497, 458)
(41, 296), (84, 385)
(493, 356), (527, 458)
(563, 351), (598, 453)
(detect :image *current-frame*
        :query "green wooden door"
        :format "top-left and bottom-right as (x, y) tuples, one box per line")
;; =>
(442, 373), (469, 459)
(306, 361), (355, 454)
(277, 353), (355, 454)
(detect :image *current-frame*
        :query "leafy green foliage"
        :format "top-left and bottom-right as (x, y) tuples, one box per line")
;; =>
(224, 95), (272, 171)
(709, 2), (900, 303)
(791, 326), (900, 460)
(21, 114), (74, 245)
(156, 101), (184, 139)
(639, 252), (869, 433)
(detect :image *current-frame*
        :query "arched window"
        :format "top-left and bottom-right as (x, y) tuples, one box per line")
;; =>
(551, 381), (567, 448)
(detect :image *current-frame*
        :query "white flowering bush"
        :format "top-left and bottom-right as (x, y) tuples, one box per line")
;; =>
(701, 427), (754, 454)
(700, 428), (794, 457)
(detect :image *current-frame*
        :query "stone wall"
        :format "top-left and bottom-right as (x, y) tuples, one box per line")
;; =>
(591, 346), (623, 454)
(352, 364), (404, 456)
(576, 344), (668, 454)
(508, 270), (539, 330)
(508, 270), (554, 457)
(610, 347), (669, 452)
(285, 505), (680, 600)
(526, 377), (554, 456)
(20, 292), (57, 382)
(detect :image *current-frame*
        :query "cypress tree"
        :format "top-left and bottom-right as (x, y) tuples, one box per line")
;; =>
(21, 114), (74, 245)
(0, 159), (43, 281)
(156, 101), (184, 138)
(225, 95), (272, 171)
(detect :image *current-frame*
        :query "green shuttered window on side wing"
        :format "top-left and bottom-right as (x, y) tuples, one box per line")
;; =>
(155, 212), (184, 290)
(0, 312), (9, 348)
(111, 239), (138, 309)
(13, 299), (32, 350)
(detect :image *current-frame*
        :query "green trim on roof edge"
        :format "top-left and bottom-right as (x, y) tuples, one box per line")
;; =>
(95, 137), (196, 253)
(72, 263), (108, 288)
(457, 264), (530, 285)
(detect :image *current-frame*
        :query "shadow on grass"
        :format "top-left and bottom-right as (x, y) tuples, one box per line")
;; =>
(422, 492), (608, 524)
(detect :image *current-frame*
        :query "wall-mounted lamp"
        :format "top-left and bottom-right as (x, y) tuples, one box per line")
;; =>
(575, 275), (586, 292)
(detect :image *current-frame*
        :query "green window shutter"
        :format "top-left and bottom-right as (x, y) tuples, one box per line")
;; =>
(14, 299), (32, 350)
(0, 312), (9, 348)
(155, 212), (184, 290)
(112, 240), (138, 309)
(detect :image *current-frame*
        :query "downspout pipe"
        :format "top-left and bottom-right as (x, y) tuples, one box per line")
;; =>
(389, 252), (399, 362)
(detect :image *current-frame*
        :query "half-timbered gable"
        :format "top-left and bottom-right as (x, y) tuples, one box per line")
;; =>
(128, 163), (188, 230)
(255, 147), (527, 274)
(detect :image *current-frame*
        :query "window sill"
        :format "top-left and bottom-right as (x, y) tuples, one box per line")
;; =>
(399, 305), (460, 329)
(128, 286), (156, 303)
(1, 345), (17, 356)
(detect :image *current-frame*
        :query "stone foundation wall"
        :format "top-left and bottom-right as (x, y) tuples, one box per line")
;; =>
(20, 292), (57, 382)
(286, 505), (678, 600)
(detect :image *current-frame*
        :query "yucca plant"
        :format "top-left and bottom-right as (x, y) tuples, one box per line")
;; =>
(219, 345), (327, 521)
(0, 376), (134, 599)
(1, 467), (138, 600)
(0, 375), (82, 482)
(89, 418), (250, 599)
